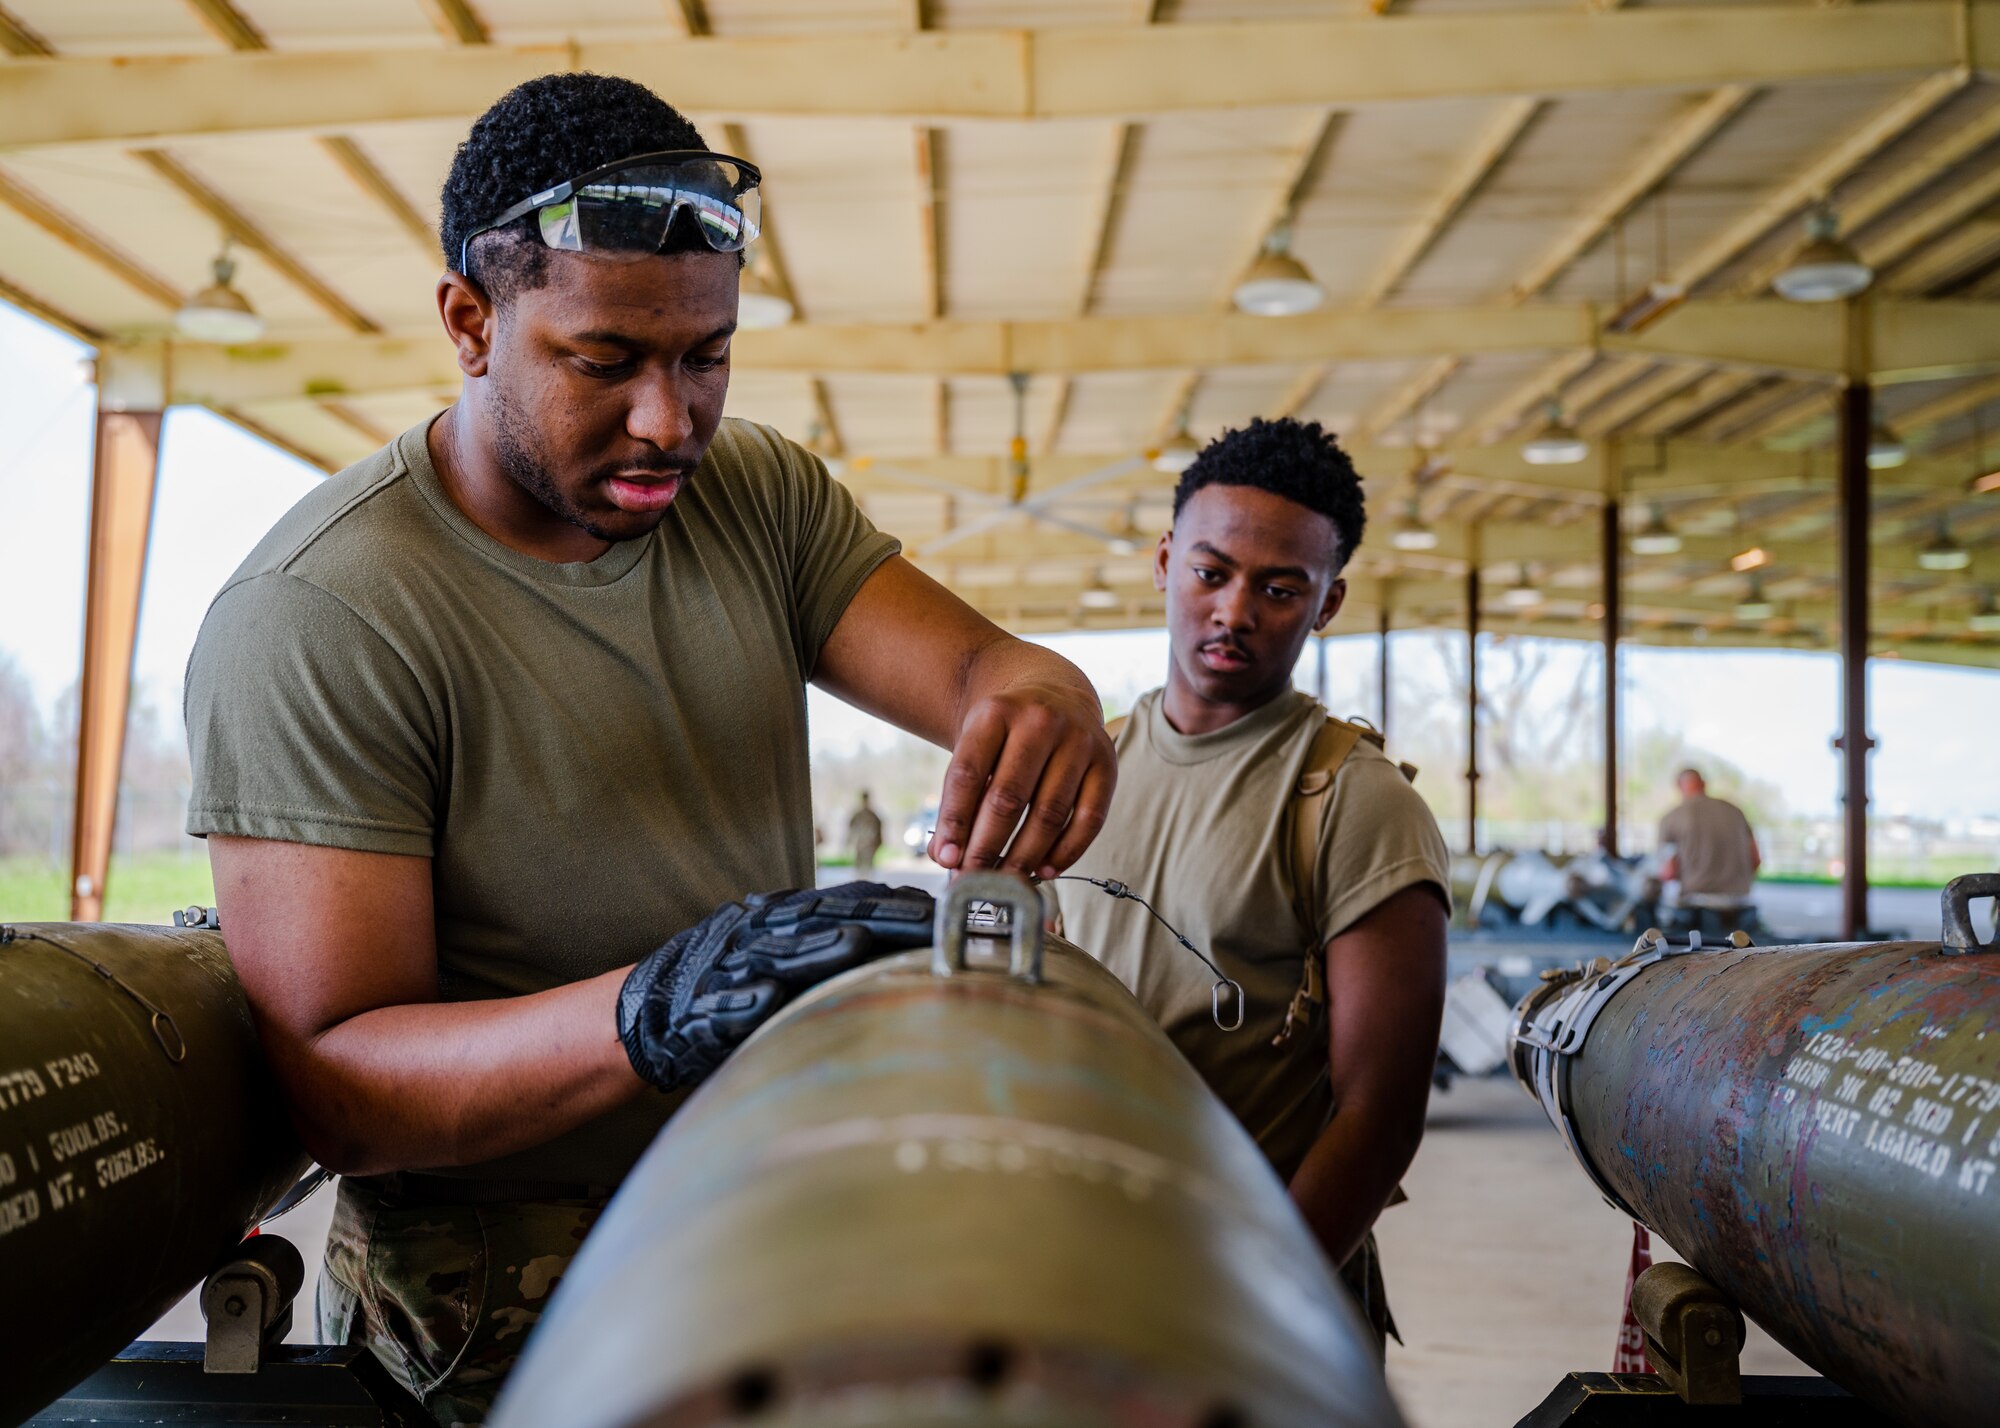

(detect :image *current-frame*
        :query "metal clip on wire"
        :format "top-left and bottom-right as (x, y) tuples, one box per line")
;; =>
(1054, 876), (1244, 1032)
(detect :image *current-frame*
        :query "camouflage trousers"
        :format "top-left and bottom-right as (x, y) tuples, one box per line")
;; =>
(318, 1175), (608, 1428)
(1340, 1231), (1400, 1365)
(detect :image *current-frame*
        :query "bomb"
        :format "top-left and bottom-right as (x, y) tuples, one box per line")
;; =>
(492, 873), (1403, 1428)
(0, 919), (307, 1425)
(1510, 875), (2000, 1428)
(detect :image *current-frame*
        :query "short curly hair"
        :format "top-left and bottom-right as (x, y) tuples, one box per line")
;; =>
(1172, 417), (1368, 569)
(440, 72), (723, 298)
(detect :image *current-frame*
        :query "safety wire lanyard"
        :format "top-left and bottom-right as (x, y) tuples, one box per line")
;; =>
(1, 926), (187, 1062)
(1051, 876), (1244, 1031)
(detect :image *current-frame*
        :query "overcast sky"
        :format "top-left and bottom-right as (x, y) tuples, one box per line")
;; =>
(2, 301), (1993, 823)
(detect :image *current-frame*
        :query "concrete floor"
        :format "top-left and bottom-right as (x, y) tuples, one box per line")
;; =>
(1376, 1077), (1809, 1428)
(148, 1076), (1813, 1428)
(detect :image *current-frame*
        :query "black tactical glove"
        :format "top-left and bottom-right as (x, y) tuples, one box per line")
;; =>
(618, 882), (935, 1092)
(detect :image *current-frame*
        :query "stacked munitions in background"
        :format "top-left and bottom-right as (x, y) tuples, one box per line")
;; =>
(1511, 875), (2000, 1427)
(0, 919), (309, 1423)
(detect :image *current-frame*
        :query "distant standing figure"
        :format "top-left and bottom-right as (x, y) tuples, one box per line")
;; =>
(1658, 768), (1761, 933)
(848, 792), (884, 872)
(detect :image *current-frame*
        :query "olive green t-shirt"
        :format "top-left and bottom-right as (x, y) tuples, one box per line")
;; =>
(1060, 688), (1451, 1182)
(184, 417), (898, 1185)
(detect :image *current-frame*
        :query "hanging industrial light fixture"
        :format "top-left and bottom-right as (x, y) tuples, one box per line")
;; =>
(1918, 520), (1972, 571)
(1773, 207), (1873, 304)
(1232, 224), (1325, 317)
(1107, 499), (1145, 557)
(1735, 574), (1775, 620)
(1501, 564), (1542, 608)
(1152, 420), (1202, 474)
(176, 240), (263, 343)
(1078, 571), (1120, 610)
(1390, 500), (1439, 552)
(735, 262), (794, 329)
(1970, 591), (2000, 634)
(1867, 421), (1908, 470)
(1629, 503), (1683, 556)
(1522, 400), (1589, 466)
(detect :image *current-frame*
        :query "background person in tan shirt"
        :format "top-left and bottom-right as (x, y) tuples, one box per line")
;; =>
(1061, 417), (1451, 1355)
(1658, 767), (1762, 934)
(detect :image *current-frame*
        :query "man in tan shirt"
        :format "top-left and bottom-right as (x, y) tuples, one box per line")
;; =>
(1061, 417), (1451, 1356)
(1658, 768), (1761, 935)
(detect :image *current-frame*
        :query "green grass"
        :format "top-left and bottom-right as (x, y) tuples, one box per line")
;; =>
(0, 852), (217, 925)
(1760, 857), (1995, 890)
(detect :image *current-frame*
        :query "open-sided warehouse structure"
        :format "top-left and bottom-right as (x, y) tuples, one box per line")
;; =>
(3, 1), (1998, 933)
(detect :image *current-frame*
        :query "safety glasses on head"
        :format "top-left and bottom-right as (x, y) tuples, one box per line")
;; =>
(459, 150), (762, 275)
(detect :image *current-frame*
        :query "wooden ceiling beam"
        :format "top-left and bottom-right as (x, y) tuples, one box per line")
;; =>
(1456, 350), (1597, 447)
(1579, 364), (1706, 437)
(664, 0), (709, 37)
(1687, 71), (1969, 297)
(209, 405), (338, 472)
(1624, 369), (1764, 439)
(1889, 215), (2000, 296)
(181, 0), (264, 49)
(0, 166), (185, 309)
(4, 7), (1987, 149)
(414, 0), (489, 46)
(1731, 79), (1999, 297)
(182, 0), (439, 258)
(1512, 86), (1755, 302)
(1163, 108), (1345, 446)
(106, 299), (2000, 399)
(1431, 83), (1754, 445)
(0, 271), (103, 342)
(1861, 163), (2000, 278)
(132, 148), (380, 333)
(1357, 97), (1538, 310)
(0, 4), (49, 57)
(1351, 356), (1458, 447)
(1899, 372), (2000, 448)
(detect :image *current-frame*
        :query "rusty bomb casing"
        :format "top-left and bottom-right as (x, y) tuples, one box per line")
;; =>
(492, 874), (1404, 1428)
(1510, 876), (2000, 1427)
(0, 921), (308, 1425)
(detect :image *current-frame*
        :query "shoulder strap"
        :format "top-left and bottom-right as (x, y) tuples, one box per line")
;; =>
(1104, 714), (1129, 739)
(1273, 715), (1365, 1047)
(1286, 717), (1365, 943)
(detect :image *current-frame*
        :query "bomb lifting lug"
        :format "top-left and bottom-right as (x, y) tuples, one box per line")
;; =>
(1941, 873), (2000, 955)
(931, 871), (1045, 985)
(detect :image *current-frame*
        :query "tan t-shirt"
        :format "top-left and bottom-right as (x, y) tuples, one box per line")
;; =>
(1060, 688), (1451, 1182)
(184, 417), (898, 1185)
(1659, 794), (1757, 901)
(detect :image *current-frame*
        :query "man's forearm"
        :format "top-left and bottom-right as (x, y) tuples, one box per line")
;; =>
(1287, 1100), (1426, 1269)
(955, 633), (1095, 734)
(279, 968), (643, 1176)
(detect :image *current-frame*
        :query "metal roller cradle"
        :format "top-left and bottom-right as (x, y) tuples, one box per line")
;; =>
(0, 917), (309, 1424)
(1510, 874), (2000, 1427)
(493, 873), (1404, 1428)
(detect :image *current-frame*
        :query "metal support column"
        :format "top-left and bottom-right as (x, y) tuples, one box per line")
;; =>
(1313, 631), (1328, 705)
(1837, 378), (1874, 941)
(69, 405), (164, 921)
(1377, 603), (1391, 738)
(1601, 498), (1621, 857)
(1465, 562), (1481, 856)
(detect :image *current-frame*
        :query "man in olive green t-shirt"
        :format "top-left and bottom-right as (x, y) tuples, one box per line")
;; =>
(1062, 417), (1450, 1356)
(184, 76), (1114, 1425)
